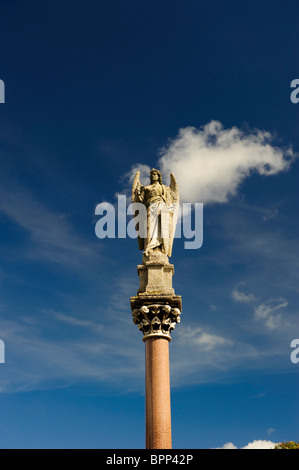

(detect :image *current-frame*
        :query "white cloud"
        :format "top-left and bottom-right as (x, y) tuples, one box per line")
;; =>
(217, 440), (277, 449)
(254, 298), (288, 330)
(215, 442), (238, 449)
(177, 326), (233, 351)
(194, 332), (231, 350)
(156, 121), (296, 203)
(124, 121), (296, 208)
(231, 285), (289, 331)
(50, 311), (104, 332)
(232, 288), (256, 303)
(242, 440), (277, 449)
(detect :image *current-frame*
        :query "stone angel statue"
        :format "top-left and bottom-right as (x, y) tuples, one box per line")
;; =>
(132, 168), (179, 258)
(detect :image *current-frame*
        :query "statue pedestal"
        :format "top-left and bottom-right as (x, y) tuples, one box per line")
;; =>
(137, 263), (174, 296)
(130, 252), (182, 449)
(137, 251), (176, 296)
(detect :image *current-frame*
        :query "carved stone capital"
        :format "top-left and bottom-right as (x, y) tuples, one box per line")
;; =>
(132, 303), (181, 341)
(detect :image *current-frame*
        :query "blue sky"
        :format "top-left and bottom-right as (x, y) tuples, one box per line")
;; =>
(0, 0), (298, 449)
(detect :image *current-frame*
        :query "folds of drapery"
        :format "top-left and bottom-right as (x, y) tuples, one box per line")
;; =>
(144, 200), (179, 257)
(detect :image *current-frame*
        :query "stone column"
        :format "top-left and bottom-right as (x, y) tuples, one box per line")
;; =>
(145, 336), (172, 449)
(130, 252), (182, 449)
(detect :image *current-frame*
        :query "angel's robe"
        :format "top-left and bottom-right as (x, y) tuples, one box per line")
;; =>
(136, 182), (178, 257)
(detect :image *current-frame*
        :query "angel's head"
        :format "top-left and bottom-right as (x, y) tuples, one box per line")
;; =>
(150, 168), (163, 185)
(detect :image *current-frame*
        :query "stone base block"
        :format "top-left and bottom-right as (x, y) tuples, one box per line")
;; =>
(137, 263), (174, 295)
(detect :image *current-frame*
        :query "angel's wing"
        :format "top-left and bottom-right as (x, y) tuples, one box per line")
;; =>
(169, 173), (179, 204)
(132, 170), (141, 203)
(131, 170), (145, 250)
(162, 173), (180, 257)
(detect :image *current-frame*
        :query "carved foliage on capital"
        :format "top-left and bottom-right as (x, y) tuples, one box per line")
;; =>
(132, 304), (181, 340)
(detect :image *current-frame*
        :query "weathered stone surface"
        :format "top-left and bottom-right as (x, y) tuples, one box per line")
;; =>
(132, 303), (181, 341)
(130, 293), (182, 311)
(135, 249), (174, 295)
(132, 169), (179, 258)
(137, 262), (174, 295)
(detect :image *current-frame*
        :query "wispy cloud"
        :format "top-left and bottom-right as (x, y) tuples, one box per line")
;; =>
(0, 276), (293, 394)
(169, 322), (262, 386)
(254, 298), (288, 330)
(0, 274), (146, 393)
(231, 287), (256, 303)
(0, 310), (144, 393)
(262, 208), (279, 222)
(0, 184), (99, 269)
(218, 205), (299, 274)
(49, 310), (104, 332)
(176, 326), (232, 351)
(231, 285), (289, 330)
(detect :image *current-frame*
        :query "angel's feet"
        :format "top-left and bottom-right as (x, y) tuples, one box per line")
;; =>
(143, 248), (154, 257)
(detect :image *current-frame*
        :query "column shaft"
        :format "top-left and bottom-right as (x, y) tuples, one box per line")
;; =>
(145, 337), (172, 449)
